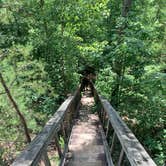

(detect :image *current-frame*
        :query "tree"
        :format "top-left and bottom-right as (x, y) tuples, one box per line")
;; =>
(0, 73), (31, 143)
(0, 0), (165, 165)
(95, 0), (165, 165)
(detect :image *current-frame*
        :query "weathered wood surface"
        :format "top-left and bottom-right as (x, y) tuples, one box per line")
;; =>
(12, 87), (81, 166)
(99, 96), (157, 166)
(91, 82), (157, 166)
(66, 92), (108, 166)
(42, 152), (51, 166)
(99, 123), (114, 166)
(12, 82), (157, 166)
(118, 149), (124, 166)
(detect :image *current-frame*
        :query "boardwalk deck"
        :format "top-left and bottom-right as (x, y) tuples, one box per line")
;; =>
(65, 91), (107, 166)
(12, 85), (157, 166)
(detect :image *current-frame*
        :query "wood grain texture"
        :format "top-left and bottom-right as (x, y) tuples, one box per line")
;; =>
(12, 88), (81, 166)
(99, 95), (157, 166)
(66, 91), (108, 166)
(92, 85), (157, 166)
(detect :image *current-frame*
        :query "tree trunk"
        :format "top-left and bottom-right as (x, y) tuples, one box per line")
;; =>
(0, 72), (31, 143)
(122, 0), (132, 17)
(110, 0), (132, 109)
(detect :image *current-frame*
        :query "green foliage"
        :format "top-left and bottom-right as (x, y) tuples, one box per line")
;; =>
(0, 0), (165, 165)
(0, 0), (108, 163)
(95, 0), (166, 165)
(96, 67), (117, 98)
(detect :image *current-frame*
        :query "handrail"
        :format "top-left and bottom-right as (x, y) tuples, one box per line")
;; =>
(12, 82), (157, 166)
(92, 86), (157, 166)
(12, 87), (81, 166)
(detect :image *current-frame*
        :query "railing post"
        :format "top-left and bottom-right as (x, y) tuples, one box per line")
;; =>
(54, 133), (63, 158)
(61, 123), (67, 143)
(110, 131), (117, 154)
(100, 108), (104, 123)
(42, 152), (51, 166)
(105, 120), (111, 138)
(68, 112), (72, 133)
(118, 149), (124, 166)
(102, 111), (107, 128)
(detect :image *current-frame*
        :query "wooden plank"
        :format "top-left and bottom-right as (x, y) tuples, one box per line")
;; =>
(99, 96), (157, 166)
(99, 123), (114, 166)
(105, 120), (111, 139)
(54, 133), (62, 158)
(110, 132), (117, 154)
(11, 95), (77, 166)
(117, 149), (124, 166)
(42, 152), (51, 166)
(59, 100), (81, 166)
(61, 123), (67, 143)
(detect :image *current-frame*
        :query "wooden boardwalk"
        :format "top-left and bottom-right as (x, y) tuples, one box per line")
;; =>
(12, 85), (157, 166)
(66, 91), (107, 166)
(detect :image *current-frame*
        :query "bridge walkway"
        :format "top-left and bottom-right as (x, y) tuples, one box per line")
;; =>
(12, 84), (157, 166)
(66, 90), (107, 166)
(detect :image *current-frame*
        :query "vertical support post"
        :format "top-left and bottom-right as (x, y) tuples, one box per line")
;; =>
(66, 106), (73, 138)
(110, 131), (117, 154)
(118, 149), (124, 166)
(42, 152), (51, 166)
(54, 133), (63, 158)
(103, 111), (108, 131)
(64, 111), (71, 140)
(102, 110), (106, 125)
(61, 123), (67, 143)
(105, 119), (110, 138)
(98, 107), (102, 119)
(100, 108), (104, 124)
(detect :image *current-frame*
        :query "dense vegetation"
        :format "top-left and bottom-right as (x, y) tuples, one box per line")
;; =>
(0, 0), (165, 165)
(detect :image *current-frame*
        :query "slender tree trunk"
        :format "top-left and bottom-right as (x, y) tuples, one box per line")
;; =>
(60, 23), (68, 96)
(111, 0), (132, 109)
(0, 72), (31, 143)
(122, 0), (132, 17)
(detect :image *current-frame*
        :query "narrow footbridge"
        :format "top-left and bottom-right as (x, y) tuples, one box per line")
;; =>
(12, 83), (157, 166)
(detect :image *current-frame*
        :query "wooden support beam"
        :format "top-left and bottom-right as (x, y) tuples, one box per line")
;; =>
(102, 111), (107, 129)
(118, 149), (124, 166)
(61, 123), (67, 144)
(105, 119), (110, 138)
(110, 132), (117, 155)
(99, 124), (114, 166)
(42, 152), (51, 166)
(54, 133), (62, 158)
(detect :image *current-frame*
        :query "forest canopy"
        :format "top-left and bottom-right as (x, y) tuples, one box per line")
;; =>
(0, 0), (165, 165)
